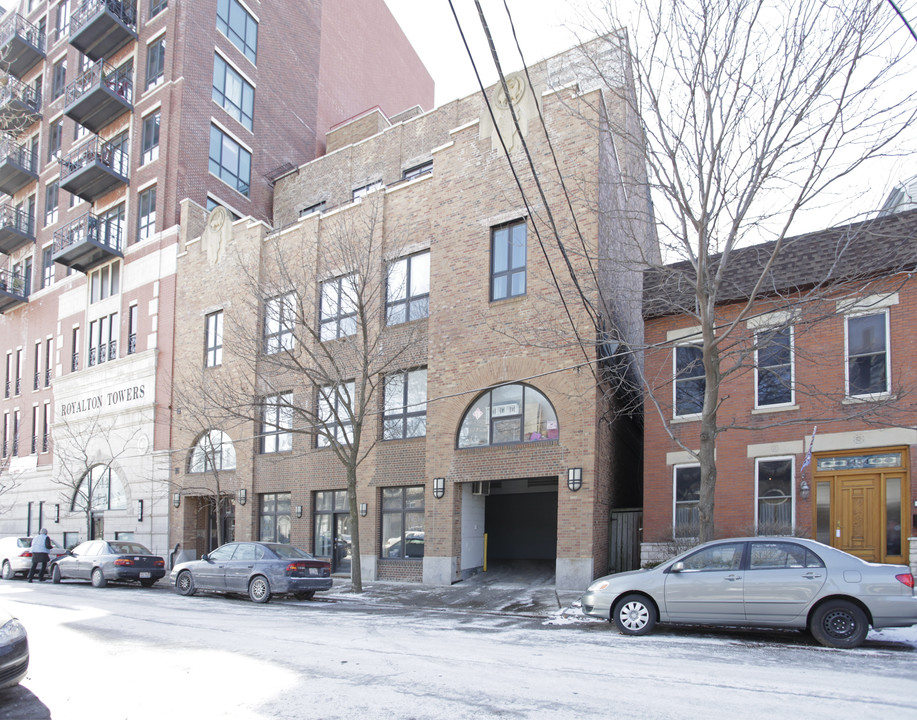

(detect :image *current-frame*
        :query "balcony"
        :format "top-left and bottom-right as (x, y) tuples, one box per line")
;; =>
(63, 60), (133, 133)
(0, 203), (35, 255)
(69, 0), (138, 63)
(0, 137), (38, 195)
(0, 14), (46, 80)
(59, 135), (129, 203)
(0, 266), (29, 314)
(52, 211), (123, 273)
(0, 75), (42, 135)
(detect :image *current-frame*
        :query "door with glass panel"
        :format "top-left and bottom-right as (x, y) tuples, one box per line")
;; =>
(314, 490), (350, 573)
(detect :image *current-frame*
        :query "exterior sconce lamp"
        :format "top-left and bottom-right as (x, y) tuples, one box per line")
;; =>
(173, 493), (181, 508)
(567, 467), (583, 492)
(433, 477), (445, 499)
(799, 479), (810, 501)
(295, 505), (303, 518)
(238, 488), (247, 506)
(55, 504), (60, 523)
(359, 503), (368, 517)
(137, 499), (144, 522)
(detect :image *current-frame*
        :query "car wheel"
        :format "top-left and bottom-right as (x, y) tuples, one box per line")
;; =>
(810, 599), (869, 649)
(1, 560), (12, 581)
(52, 564), (62, 584)
(91, 568), (107, 588)
(294, 591), (315, 601)
(140, 579), (156, 588)
(176, 570), (195, 596)
(248, 575), (271, 603)
(612, 593), (657, 636)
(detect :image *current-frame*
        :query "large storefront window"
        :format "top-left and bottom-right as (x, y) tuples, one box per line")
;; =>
(259, 492), (290, 544)
(314, 490), (351, 574)
(71, 465), (127, 512)
(457, 384), (558, 448)
(381, 486), (424, 559)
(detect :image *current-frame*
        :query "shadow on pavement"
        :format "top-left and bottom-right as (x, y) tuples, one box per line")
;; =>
(0, 684), (51, 720)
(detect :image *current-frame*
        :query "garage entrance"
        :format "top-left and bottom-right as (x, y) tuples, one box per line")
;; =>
(460, 477), (558, 580)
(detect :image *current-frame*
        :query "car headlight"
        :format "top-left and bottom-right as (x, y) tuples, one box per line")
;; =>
(0, 618), (27, 643)
(587, 579), (611, 592)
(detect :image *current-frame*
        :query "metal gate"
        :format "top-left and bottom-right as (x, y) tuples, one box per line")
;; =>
(608, 509), (642, 573)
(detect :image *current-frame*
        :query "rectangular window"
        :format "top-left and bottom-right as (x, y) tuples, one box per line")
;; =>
(137, 186), (157, 241)
(756, 457), (794, 534)
(217, 0), (259, 65)
(299, 201), (324, 218)
(209, 125), (251, 196)
(141, 110), (160, 164)
(317, 382), (354, 448)
(260, 393), (292, 453)
(14, 349), (22, 396)
(12, 410), (20, 456)
(73, 120), (88, 142)
(30, 406), (38, 454)
(674, 465), (700, 537)
(674, 344), (704, 417)
(12, 258), (32, 298)
(71, 326), (80, 372)
(490, 220), (526, 301)
(54, 0), (70, 44)
(352, 181), (382, 201)
(41, 246), (54, 289)
(150, 0), (168, 18)
(755, 326), (793, 407)
(41, 402), (50, 452)
(47, 120), (62, 162)
(51, 57), (67, 100)
(145, 37), (165, 89)
(99, 203), (125, 250)
(402, 161), (432, 181)
(383, 369), (427, 440)
(1, 413), (7, 457)
(205, 311), (223, 367)
(3, 354), (10, 399)
(89, 261), (120, 303)
(259, 493), (290, 544)
(263, 293), (295, 354)
(88, 312), (118, 366)
(44, 338), (52, 387)
(386, 251), (430, 325)
(381, 486), (425, 559)
(44, 181), (59, 226)
(212, 53), (254, 131)
(127, 305), (138, 355)
(319, 274), (357, 341)
(846, 312), (889, 397)
(33, 342), (41, 390)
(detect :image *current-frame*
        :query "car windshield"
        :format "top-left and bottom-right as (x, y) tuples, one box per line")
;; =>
(108, 543), (152, 555)
(268, 544), (313, 560)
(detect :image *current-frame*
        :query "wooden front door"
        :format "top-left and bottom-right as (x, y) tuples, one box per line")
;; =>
(835, 475), (882, 562)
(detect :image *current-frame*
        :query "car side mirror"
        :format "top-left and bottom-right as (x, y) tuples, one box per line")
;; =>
(201, 554), (210, 562)
(670, 561), (685, 573)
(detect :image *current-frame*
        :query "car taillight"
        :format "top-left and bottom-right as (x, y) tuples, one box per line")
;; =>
(895, 573), (915, 589)
(114, 559), (134, 566)
(18, 551), (32, 558)
(154, 559), (164, 568)
(286, 562), (306, 573)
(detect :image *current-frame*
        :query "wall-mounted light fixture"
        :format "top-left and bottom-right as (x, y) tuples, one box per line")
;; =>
(238, 488), (247, 506)
(55, 504), (60, 523)
(359, 503), (368, 517)
(173, 492), (181, 508)
(799, 479), (810, 501)
(433, 477), (445, 499)
(567, 467), (583, 492)
(137, 499), (144, 522)
(295, 505), (303, 518)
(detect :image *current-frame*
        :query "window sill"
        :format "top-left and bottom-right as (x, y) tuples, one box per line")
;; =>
(842, 393), (894, 405)
(671, 414), (701, 424)
(751, 404), (799, 415)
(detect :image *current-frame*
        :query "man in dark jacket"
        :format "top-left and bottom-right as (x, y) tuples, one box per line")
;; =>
(27, 529), (52, 583)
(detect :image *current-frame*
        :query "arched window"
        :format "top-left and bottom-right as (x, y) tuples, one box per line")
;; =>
(457, 384), (558, 449)
(189, 430), (237, 473)
(71, 465), (127, 511)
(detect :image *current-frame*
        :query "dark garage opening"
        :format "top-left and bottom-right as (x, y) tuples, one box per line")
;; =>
(484, 477), (557, 564)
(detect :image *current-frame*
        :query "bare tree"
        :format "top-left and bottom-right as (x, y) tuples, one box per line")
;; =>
(197, 194), (426, 592)
(572, 0), (917, 541)
(0, 454), (23, 517)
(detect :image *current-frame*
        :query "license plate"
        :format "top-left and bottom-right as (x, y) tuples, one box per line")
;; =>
(140, 572), (151, 578)
(309, 568), (317, 576)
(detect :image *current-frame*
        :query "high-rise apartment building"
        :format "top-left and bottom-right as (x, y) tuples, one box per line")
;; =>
(0, 0), (432, 555)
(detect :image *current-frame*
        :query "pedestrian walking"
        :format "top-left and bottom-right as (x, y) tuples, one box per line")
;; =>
(27, 529), (52, 583)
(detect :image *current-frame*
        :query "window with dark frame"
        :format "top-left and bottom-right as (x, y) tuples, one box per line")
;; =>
(127, 305), (138, 355)
(212, 53), (254, 131)
(674, 344), (704, 416)
(88, 312), (118, 366)
(146, 37), (165, 89)
(457, 383), (559, 448)
(756, 327), (793, 407)
(51, 57), (66, 100)
(674, 465), (700, 537)
(217, 0), (259, 65)
(71, 326), (80, 371)
(33, 342), (40, 391)
(756, 457), (793, 534)
(259, 493), (290, 544)
(846, 311), (889, 397)
(317, 382), (354, 448)
(380, 486), (424, 559)
(490, 220), (526, 301)
(319, 274), (357, 341)
(299, 201), (325, 218)
(44, 338), (52, 387)
(54, 0), (70, 44)
(402, 161), (432, 181)
(41, 402), (50, 453)
(352, 180), (382, 201)
(137, 185), (157, 241)
(209, 124), (251, 196)
(263, 292), (295, 354)
(30, 406), (38, 454)
(41, 246), (54, 288)
(386, 251), (429, 325)
(383, 368), (427, 440)
(150, 0), (168, 18)
(44, 181), (59, 226)
(260, 393), (292, 454)
(205, 310), (223, 367)
(47, 119), (62, 162)
(141, 110), (160, 164)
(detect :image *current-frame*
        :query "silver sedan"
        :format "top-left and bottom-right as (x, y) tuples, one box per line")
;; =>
(579, 537), (917, 648)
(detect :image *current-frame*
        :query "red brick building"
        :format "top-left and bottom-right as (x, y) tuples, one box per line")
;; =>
(0, 0), (431, 554)
(170, 36), (654, 589)
(642, 209), (917, 575)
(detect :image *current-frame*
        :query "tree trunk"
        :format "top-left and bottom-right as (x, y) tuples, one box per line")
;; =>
(698, 323), (721, 544)
(347, 465), (362, 593)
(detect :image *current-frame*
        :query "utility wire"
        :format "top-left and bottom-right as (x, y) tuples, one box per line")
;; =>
(886, 0), (917, 43)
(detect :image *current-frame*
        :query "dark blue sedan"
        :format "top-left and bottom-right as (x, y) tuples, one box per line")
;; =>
(170, 542), (332, 603)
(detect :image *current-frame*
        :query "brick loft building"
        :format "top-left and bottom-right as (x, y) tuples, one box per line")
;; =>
(170, 36), (656, 589)
(0, 0), (432, 554)
(642, 208), (917, 575)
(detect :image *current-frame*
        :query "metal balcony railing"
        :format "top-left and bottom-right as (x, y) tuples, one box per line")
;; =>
(0, 267), (28, 297)
(52, 211), (123, 256)
(0, 136), (38, 174)
(0, 75), (42, 131)
(0, 13), (46, 77)
(0, 202), (35, 236)
(59, 135), (129, 183)
(71, 0), (138, 33)
(64, 59), (133, 108)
